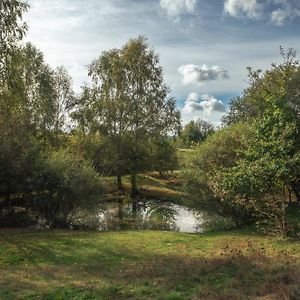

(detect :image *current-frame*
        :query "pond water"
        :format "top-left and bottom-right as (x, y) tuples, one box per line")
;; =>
(76, 200), (205, 233)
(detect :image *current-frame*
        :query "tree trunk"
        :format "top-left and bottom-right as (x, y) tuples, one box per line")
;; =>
(291, 181), (300, 202)
(288, 186), (292, 204)
(281, 187), (288, 238)
(281, 202), (288, 238)
(132, 198), (137, 215)
(117, 172), (123, 191)
(117, 198), (123, 220)
(131, 172), (137, 197)
(131, 173), (138, 214)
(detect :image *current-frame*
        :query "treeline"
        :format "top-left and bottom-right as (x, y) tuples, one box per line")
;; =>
(0, 2), (180, 228)
(184, 47), (300, 237)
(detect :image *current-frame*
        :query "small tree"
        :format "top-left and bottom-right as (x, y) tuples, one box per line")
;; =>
(180, 119), (215, 147)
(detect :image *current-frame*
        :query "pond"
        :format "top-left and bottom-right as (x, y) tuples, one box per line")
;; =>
(75, 200), (208, 233)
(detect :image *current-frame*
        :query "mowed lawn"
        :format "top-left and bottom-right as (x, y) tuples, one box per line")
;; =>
(0, 230), (300, 300)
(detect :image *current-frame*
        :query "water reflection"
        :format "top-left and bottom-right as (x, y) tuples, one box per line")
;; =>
(97, 200), (203, 233)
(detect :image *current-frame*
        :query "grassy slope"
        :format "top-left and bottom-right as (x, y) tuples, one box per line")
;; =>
(103, 172), (184, 203)
(0, 229), (300, 300)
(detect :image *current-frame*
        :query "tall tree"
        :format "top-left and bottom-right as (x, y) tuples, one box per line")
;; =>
(80, 37), (180, 199)
(87, 48), (130, 190)
(53, 66), (74, 132)
(121, 37), (180, 201)
(0, 0), (28, 83)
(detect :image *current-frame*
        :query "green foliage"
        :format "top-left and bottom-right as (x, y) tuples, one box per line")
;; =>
(30, 150), (103, 228)
(222, 48), (300, 236)
(224, 100), (300, 237)
(150, 138), (179, 175)
(179, 119), (215, 147)
(0, 0), (29, 83)
(183, 123), (254, 227)
(74, 36), (181, 194)
(223, 47), (300, 127)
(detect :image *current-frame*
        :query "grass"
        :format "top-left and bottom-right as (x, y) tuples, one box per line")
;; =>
(0, 229), (300, 299)
(103, 172), (184, 203)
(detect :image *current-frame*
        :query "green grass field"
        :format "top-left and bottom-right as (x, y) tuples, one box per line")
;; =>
(1, 229), (300, 300)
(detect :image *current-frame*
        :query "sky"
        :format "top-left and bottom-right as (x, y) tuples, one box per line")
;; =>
(24, 0), (300, 124)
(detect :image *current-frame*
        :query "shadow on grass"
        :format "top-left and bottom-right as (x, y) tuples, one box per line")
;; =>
(1, 249), (300, 299)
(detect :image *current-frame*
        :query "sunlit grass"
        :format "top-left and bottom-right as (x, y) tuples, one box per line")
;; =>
(102, 172), (184, 203)
(0, 229), (300, 299)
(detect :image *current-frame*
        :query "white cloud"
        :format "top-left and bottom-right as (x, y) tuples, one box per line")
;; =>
(271, 9), (288, 26)
(160, 0), (197, 20)
(181, 92), (226, 124)
(224, 0), (300, 26)
(199, 94), (227, 113)
(178, 64), (229, 86)
(224, 0), (262, 19)
(270, 1), (300, 26)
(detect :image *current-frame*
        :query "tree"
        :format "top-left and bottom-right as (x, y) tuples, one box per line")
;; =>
(222, 49), (300, 237)
(0, 0), (33, 214)
(86, 48), (130, 190)
(121, 37), (180, 200)
(0, 0), (28, 83)
(77, 37), (181, 202)
(151, 137), (178, 175)
(225, 110), (299, 237)
(183, 123), (254, 227)
(51, 66), (75, 147)
(180, 119), (215, 147)
(222, 47), (300, 203)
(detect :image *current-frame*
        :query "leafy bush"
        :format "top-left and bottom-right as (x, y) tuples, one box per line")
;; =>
(183, 123), (254, 227)
(30, 150), (103, 228)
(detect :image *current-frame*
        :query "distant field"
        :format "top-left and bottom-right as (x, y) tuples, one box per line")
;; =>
(0, 229), (300, 299)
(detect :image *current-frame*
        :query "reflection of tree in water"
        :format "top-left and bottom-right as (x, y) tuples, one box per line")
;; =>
(97, 201), (180, 231)
(75, 200), (202, 232)
(141, 202), (179, 231)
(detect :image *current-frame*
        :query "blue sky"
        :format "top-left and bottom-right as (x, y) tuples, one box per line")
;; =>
(24, 0), (300, 124)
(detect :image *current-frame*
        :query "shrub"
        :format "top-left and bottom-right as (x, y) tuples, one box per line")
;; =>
(183, 123), (254, 227)
(30, 150), (103, 228)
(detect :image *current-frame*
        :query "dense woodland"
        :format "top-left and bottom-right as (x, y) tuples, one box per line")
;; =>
(1, 1), (300, 238)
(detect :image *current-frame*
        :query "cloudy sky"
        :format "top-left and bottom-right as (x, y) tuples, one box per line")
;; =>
(24, 0), (300, 124)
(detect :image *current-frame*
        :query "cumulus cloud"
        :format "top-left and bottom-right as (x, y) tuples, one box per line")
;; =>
(224, 0), (300, 26)
(160, 0), (197, 20)
(184, 92), (204, 112)
(199, 94), (227, 113)
(181, 92), (226, 124)
(270, 1), (300, 26)
(224, 0), (262, 19)
(178, 64), (229, 86)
